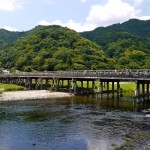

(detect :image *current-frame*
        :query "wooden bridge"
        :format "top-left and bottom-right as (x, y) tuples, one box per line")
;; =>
(0, 69), (150, 102)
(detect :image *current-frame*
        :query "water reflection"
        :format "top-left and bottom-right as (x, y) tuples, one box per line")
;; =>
(0, 94), (149, 150)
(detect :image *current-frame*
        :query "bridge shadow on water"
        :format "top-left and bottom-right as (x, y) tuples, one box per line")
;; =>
(73, 91), (150, 112)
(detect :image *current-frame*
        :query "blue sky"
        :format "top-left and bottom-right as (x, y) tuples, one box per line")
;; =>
(0, 0), (150, 32)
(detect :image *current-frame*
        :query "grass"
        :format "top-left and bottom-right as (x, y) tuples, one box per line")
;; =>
(75, 81), (136, 92)
(24, 79), (137, 92)
(0, 83), (24, 91)
(0, 81), (137, 93)
(117, 83), (136, 92)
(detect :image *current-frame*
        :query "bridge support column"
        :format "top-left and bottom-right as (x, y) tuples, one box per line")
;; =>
(142, 83), (145, 96)
(81, 81), (83, 95)
(54, 79), (58, 91)
(29, 78), (32, 90)
(107, 81), (109, 98)
(100, 81), (103, 93)
(117, 81), (120, 99)
(112, 81), (115, 98)
(67, 80), (69, 90)
(87, 81), (89, 94)
(99, 81), (103, 98)
(58, 79), (60, 91)
(73, 80), (77, 95)
(92, 80), (95, 92)
(40, 78), (43, 90)
(112, 82), (115, 93)
(134, 81), (140, 102)
(52, 79), (55, 86)
(25, 78), (28, 89)
(61, 80), (64, 91)
(146, 83), (149, 94)
(117, 81), (120, 93)
(117, 81), (120, 100)
(46, 79), (49, 90)
(135, 82), (140, 97)
(146, 83), (149, 99)
(35, 79), (38, 90)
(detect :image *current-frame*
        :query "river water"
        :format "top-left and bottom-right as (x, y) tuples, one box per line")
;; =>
(0, 93), (150, 150)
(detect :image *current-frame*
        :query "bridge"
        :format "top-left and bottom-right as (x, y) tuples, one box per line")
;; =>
(0, 69), (150, 102)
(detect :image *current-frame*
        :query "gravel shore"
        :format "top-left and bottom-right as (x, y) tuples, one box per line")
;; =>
(0, 90), (72, 101)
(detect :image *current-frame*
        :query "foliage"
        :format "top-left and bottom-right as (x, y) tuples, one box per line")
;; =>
(0, 19), (150, 70)
(0, 25), (113, 71)
(81, 19), (150, 69)
(0, 29), (26, 44)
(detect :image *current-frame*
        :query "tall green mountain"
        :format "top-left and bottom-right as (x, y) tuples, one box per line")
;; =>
(0, 25), (113, 71)
(0, 19), (150, 71)
(0, 29), (26, 44)
(81, 19), (150, 69)
(81, 19), (150, 46)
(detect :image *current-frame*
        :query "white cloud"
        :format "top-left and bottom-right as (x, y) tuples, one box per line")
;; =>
(86, 0), (140, 26)
(136, 16), (150, 20)
(0, 0), (22, 11)
(38, 0), (150, 32)
(38, 19), (96, 32)
(38, 20), (50, 26)
(3, 26), (18, 31)
(134, 0), (144, 7)
(80, 0), (87, 3)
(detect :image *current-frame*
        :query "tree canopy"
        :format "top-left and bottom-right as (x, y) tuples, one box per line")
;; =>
(0, 19), (150, 71)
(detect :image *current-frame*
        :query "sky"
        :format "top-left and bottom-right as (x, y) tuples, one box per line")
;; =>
(0, 0), (150, 32)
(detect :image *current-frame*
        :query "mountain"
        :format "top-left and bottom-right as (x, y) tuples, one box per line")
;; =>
(0, 29), (26, 44)
(0, 25), (113, 71)
(81, 19), (150, 47)
(81, 19), (150, 69)
(0, 19), (150, 71)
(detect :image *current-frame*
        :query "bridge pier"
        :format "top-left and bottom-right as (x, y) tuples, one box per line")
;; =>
(112, 81), (115, 98)
(61, 80), (64, 91)
(87, 81), (89, 95)
(92, 80), (95, 93)
(134, 81), (150, 102)
(147, 83), (150, 99)
(81, 81), (83, 95)
(25, 78), (32, 90)
(67, 80), (70, 91)
(46, 79), (49, 90)
(73, 79), (77, 95)
(106, 81), (109, 98)
(54, 79), (59, 91)
(35, 79), (38, 90)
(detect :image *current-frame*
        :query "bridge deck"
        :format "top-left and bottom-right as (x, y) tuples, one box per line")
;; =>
(0, 70), (150, 102)
(0, 69), (150, 81)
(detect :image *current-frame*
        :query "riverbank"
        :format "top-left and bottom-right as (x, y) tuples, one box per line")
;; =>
(0, 90), (72, 101)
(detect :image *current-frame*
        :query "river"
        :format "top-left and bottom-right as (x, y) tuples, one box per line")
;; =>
(0, 93), (150, 150)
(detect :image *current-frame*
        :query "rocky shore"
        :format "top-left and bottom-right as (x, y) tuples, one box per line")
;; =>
(0, 90), (72, 101)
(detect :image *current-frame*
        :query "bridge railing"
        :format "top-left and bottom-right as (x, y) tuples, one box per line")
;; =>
(15, 70), (150, 77)
(0, 69), (150, 78)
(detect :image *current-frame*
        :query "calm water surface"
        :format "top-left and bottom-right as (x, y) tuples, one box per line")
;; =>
(0, 93), (149, 150)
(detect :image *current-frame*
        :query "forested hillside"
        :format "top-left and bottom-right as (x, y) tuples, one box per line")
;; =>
(0, 19), (150, 71)
(0, 29), (25, 44)
(81, 19), (150, 69)
(0, 25), (113, 71)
